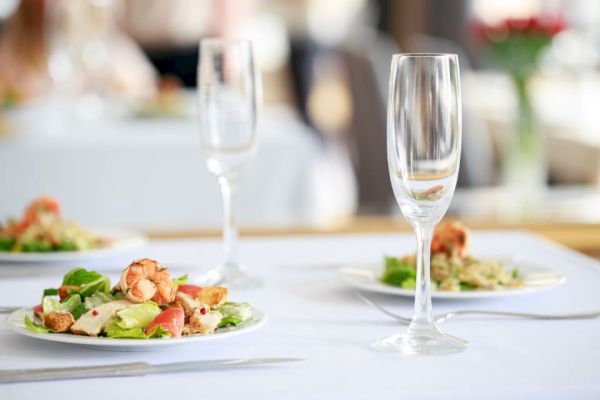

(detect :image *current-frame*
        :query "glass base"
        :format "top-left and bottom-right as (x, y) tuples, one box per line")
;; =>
(372, 323), (467, 355)
(194, 262), (262, 290)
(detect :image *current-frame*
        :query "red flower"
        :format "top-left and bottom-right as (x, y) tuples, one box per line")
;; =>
(471, 15), (565, 46)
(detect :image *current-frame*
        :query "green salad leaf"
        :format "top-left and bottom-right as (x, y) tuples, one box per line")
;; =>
(21, 239), (53, 252)
(173, 274), (188, 287)
(43, 288), (59, 296)
(380, 256), (417, 287)
(42, 294), (85, 319)
(217, 302), (252, 328)
(104, 303), (170, 339)
(459, 282), (474, 291)
(84, 292), (114, 311)
(111, 302), (162, 330)
(24, 315), (52, 333)
(61, 268), (110, 299)
(145, 324), (172, 338)
(103, 324), (147, 339)
(0, 236), (14, 251)
(104, 324), (172, 339)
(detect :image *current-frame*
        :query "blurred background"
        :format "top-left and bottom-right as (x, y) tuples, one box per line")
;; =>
(1, 0), (599, 233)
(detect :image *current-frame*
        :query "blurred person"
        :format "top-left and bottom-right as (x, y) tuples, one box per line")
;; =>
(0, 0), (157, 108)
(121, 0), (253, 86)
(0, 0), (49, 105)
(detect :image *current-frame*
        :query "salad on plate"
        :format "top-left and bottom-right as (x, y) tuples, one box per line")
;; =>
(381, 222), (524, 292)
(0, 196), (110, 253)
(24, 258), (253, 339)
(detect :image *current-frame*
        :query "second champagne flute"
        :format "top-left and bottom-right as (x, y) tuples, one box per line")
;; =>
(373, 53), (467, 354)
(197, 38), (261, 289)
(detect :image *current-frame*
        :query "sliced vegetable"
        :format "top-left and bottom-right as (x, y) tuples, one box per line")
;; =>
(145, 307), (184, 338)
(177, 284), (202, 298)
(32, 304), (43, 317)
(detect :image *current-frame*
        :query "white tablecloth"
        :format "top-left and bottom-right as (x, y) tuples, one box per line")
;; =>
(0, 108), (357, 230)
(0, 231), (599, 399)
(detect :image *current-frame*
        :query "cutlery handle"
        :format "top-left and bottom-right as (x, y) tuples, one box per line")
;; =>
(0, 362), (149, 384)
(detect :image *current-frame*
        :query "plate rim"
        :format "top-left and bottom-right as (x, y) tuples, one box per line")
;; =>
(5, 306), (268, 348)
(338, 258), (566, 299)
(0, 228), (147, 263)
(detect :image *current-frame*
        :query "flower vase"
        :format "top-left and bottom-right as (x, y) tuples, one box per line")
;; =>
(501, 75), (546, 213)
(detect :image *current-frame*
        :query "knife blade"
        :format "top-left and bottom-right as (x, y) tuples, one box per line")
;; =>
(0, 357), (304, 384)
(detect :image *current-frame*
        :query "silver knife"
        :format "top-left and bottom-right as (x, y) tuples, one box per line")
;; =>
(0, 357), (304, 384)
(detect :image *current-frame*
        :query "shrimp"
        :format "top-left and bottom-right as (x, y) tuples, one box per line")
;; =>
(119, 258), (176, 304)
(8, 196), (61, 235)
(431, 221), (470, 257)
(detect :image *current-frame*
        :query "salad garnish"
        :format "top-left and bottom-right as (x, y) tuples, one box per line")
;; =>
(381, 222), (524, 292)
(0, 196), (110, 253)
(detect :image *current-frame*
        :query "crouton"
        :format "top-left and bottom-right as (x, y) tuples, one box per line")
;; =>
(58, 285), (80, 301)
(43, 311), (75, 332)
(196, 286), (228, 307)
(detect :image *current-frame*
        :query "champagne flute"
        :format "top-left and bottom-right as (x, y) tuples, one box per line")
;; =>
(373, 53), (467, 354)
(197, 38), (261, 288)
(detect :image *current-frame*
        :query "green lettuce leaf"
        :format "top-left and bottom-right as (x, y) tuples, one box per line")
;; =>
(43, 288), (59, 296)
(217, 302), (252, 328)
(103, 324), (147, 339)
(0, 236), (15, 251)
(380, 256), (416, 287)
(42, 294), (84, 319)
(61, 268), (110, 299)
(24, 315), (52, 333)
(112, 302), (162, 329)
(146, 324), (172, 338)
(21, 239), (53, 252)
(104, 321), (171, 339)
(173, 274), (188, 287)
(84, 292), (114, 311)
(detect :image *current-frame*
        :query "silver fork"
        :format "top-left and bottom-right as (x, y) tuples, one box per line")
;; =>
(355, 292), (600, 324)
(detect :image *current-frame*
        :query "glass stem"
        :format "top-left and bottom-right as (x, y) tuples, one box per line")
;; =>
(412, 223), (435, 327)
(218, 176), (239, 269)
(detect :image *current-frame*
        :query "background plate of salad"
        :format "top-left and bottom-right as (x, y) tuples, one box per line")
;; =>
(0, 227), (147, 264)
(338, 257), (565, 300)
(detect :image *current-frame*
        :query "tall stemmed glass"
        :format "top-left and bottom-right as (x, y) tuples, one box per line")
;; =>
(374, 54), (467, 354)
(197, 39), (261, 288)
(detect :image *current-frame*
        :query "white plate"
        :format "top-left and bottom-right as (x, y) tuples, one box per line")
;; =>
(0, 228), (147, 263)
(339, 258), (566, 299)
(6, 307), (268, 351)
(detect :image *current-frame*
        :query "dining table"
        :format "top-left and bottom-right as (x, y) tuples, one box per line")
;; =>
(0, 104), (357, 230)
(0, 230), (599, 399)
